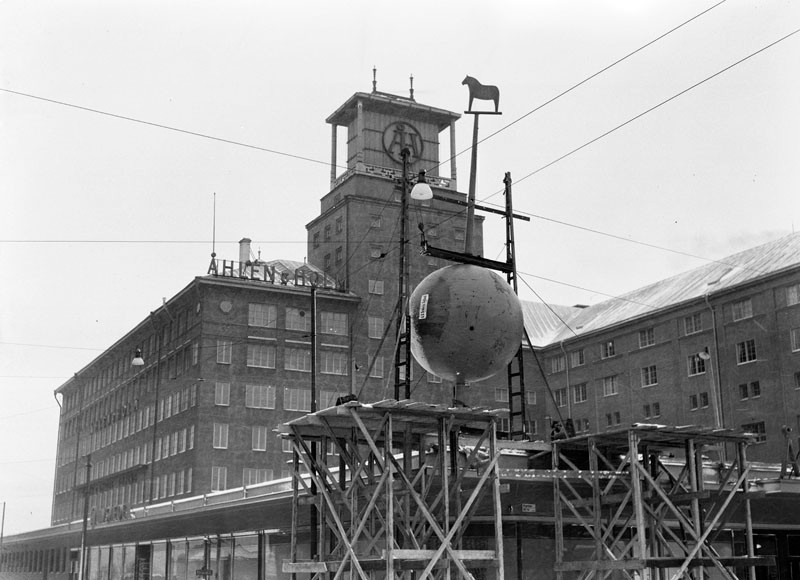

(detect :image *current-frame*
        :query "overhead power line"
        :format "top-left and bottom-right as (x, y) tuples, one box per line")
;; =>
(433, 0), (729, 172)
(0, 87), (339, 169)
(506, 27), (800, 189)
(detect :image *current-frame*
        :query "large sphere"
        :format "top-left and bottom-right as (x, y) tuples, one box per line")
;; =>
(409, 264), (523, 383)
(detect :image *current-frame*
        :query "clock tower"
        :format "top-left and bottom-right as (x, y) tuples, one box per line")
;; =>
(306, 79), (483, 402)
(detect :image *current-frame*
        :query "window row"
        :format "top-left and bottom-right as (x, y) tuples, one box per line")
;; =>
(214, 383), (347, 412)
(151, 467), (194, 501)
(217, 341), (350, 375)
(248, 304), (349, 335)
(155, 426), (195, 461)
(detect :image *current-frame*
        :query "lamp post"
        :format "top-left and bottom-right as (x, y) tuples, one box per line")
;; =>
(699, 347), (726, 462)
(395, 149), (433, 401)
(78, 454), (91, 580)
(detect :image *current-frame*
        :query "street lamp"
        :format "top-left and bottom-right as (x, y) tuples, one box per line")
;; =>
(409, 170), (433, 201)
(132, 349), (145, 367)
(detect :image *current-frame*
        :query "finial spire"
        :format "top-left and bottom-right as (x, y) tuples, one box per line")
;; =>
(409, 74), (414, 100)
(372, 66), (377, 92)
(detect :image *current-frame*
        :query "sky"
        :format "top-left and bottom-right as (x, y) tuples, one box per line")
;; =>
(1, 0), (798, 535)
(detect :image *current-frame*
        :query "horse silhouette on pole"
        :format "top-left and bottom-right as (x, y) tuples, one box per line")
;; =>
(462, 76), (500, 113)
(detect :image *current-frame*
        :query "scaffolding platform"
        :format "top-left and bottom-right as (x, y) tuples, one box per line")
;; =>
(550, 424), (771, 580)
(277, 399), (509, 580)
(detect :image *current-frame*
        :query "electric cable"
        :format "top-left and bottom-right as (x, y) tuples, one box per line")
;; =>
(428, 0), (730, 174)
(0, 87), (341, 170)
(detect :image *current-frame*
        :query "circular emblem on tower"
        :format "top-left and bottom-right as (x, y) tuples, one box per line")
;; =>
(382, 122), (423, 165)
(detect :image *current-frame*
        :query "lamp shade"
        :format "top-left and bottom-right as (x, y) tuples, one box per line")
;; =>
(410, 182), (433, 201)
(410, 170), (433, 201)
(132, 349), (145, 366)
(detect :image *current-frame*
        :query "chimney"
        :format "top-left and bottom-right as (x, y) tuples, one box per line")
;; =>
(239, 238), (252, 265)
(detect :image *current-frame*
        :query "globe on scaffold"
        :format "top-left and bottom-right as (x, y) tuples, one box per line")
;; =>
(408, 264), (523, 384)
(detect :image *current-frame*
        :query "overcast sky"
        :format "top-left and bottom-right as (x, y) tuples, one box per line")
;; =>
(1, 1), (798, 534)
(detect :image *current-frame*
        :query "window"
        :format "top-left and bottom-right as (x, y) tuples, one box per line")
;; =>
(739, 381), (761, 400)
(286, 307), (311, 332)
(248, 303), (277, 328)
(324, 224), (331, 241)
(791, 328), (800, 352)
(368, 280), (384, 295)
(788, 283), (800, 306)
(284, 387), (311, 412)
(335, 246), (343, 264)
(555, 388), (568, 407)
(495, 388), (509, 403)
(572, 383), (587, 404)
(550, 355), (566, 374)
(690, 394), (699, 410)
(245, 343), (274, 369)
(644, 402), (661, 419)
(795, 371), (800, 390)
(252, 426), (268, 451)
(526, 390), (537, 405)
(732, 298), (753, 321)
(312, 232), (319, 248)
(684, 313), (702, 335)
(454, 228), (465, 241)
(216, 340), (232, 364)
(243, 468), (271, 486)
(738, 383), (748, 399)
(368, 316), (384, 339)
(320, 350), (348, 375)
(641, 365), (658, 387)
(369, 356), (384, 378)
(602, 375), (619, 396)
(736, 339), (757, 364)
(605, 412), (621, 428)
(212, 423), (229, 449)
(211, 466), (227, 491)
(601, 340), (616, 359)
(526, 419), (538, 436)
(245, 384), (276, 409)
(335, 216), (343, 233)
(427, 372), (442, 383)
(285, 347), (311, 372)
(687, 354), (706, 376)
(282, 439), (293, 453)
(699, 392), (709, 408)
(569, 349), (585, 368)
(324, 254), (331, 270)
(639, 328), (655, 348)
(215, 382), (230, 406)
(742, 421), (766, 443)
(370, 215), (381, 228)
(321, 311), (348, 335)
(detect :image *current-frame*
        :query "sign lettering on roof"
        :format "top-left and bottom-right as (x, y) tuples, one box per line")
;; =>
(207, 258), (341, 290)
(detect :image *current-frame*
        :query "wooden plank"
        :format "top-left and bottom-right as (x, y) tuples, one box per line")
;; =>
(282, 561), (328, 573)
(555, 560), (645, 571)
(387, 549), (497, 561)
(555, 556), (775, 572)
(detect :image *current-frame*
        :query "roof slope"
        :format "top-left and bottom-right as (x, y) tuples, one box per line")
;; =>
(521, 233), (800, 346)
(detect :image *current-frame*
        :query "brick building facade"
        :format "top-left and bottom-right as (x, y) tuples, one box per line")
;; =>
(51, 84), (800, 528)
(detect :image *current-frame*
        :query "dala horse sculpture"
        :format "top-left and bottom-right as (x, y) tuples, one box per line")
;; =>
(462, 75), (500, 113)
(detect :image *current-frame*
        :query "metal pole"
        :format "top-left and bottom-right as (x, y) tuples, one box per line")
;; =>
(148, 314), (163, 503)
(395, 148), (411, 400)
(310, 285), (318, 561)
(1, 501), (5, 553)
(465, 114), (480, 255)
(78, 454), (91, 580)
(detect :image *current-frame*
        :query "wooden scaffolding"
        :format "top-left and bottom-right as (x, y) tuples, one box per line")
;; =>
(550, 426), (773, 580)
(279, 400), (507, 580)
